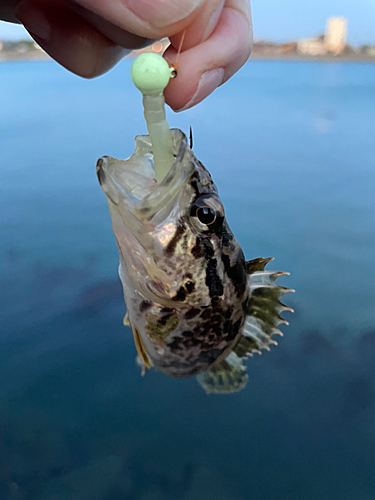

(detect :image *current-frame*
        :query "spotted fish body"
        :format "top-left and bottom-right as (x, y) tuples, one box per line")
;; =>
(97, 129), (293, 393)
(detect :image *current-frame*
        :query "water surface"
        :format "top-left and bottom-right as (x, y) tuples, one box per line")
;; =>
(1, 59), (375, 500)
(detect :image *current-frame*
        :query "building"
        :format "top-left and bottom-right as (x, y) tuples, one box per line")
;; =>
(297, 38), (326, 56)
(325, 17), (347, 54)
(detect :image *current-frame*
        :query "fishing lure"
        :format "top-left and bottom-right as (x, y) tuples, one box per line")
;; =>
(96, 53), (293, 393)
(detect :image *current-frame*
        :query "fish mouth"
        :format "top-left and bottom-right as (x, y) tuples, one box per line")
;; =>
(97, 129), (195, 302)
(97, 129), (193, 225)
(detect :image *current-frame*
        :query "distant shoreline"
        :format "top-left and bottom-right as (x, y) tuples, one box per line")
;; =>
(250, 52), (375, 64)
(0, 50), (49, 62)
(1, 49), (375, 65)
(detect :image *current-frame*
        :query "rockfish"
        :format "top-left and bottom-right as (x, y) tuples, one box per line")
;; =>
(96, 129), (293, 394)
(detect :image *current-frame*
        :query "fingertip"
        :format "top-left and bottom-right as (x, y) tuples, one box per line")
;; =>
(168, 68), (225, 112)
(164, 6), (252, 111)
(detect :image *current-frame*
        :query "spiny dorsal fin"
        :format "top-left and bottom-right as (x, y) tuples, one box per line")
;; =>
(196, 352), (248, 394)
(246, 257), (274, 274)
(233, 258), (294, 357)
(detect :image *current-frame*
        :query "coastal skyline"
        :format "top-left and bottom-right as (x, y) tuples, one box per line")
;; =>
(253, 0), (375, 46)
(0, 0), (374, 46)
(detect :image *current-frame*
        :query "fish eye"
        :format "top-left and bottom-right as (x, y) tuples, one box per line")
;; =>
(196, 206), (216, 225)
(190, 194), (224, 233)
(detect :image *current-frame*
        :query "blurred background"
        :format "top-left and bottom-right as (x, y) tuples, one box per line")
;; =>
(1, 1), (375, 499)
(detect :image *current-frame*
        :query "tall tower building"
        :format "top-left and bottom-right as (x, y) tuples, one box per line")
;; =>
(325, 17), (348, 54)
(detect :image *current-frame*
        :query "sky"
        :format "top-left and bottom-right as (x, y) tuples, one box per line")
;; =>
(0, 0), (374, 46)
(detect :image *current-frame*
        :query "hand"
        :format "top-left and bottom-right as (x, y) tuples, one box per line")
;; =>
(1, 0), (252, 111)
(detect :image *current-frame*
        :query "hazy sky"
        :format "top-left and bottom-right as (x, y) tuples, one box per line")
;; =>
(0, 0), (374, 45)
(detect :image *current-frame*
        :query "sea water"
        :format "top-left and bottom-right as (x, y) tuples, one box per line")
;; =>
(0, 59), (375, 500)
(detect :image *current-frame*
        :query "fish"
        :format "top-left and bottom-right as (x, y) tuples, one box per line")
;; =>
(96, 129), (293, 394)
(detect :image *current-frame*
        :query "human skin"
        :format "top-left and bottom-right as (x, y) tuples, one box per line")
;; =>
(0, 0), (252, 111)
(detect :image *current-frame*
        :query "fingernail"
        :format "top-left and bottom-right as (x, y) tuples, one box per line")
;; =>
(16, 3), (51, 42)
(176, 68), (225, 112)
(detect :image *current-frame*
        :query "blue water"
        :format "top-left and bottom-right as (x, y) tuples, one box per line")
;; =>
(1, 59), (375, 500)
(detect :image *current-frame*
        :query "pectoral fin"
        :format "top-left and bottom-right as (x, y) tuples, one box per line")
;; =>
(196, 352), (248, 394)
(123, 312), (151, 375)
(131, 325), (151, 376)
(123, 311), (131, 327)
